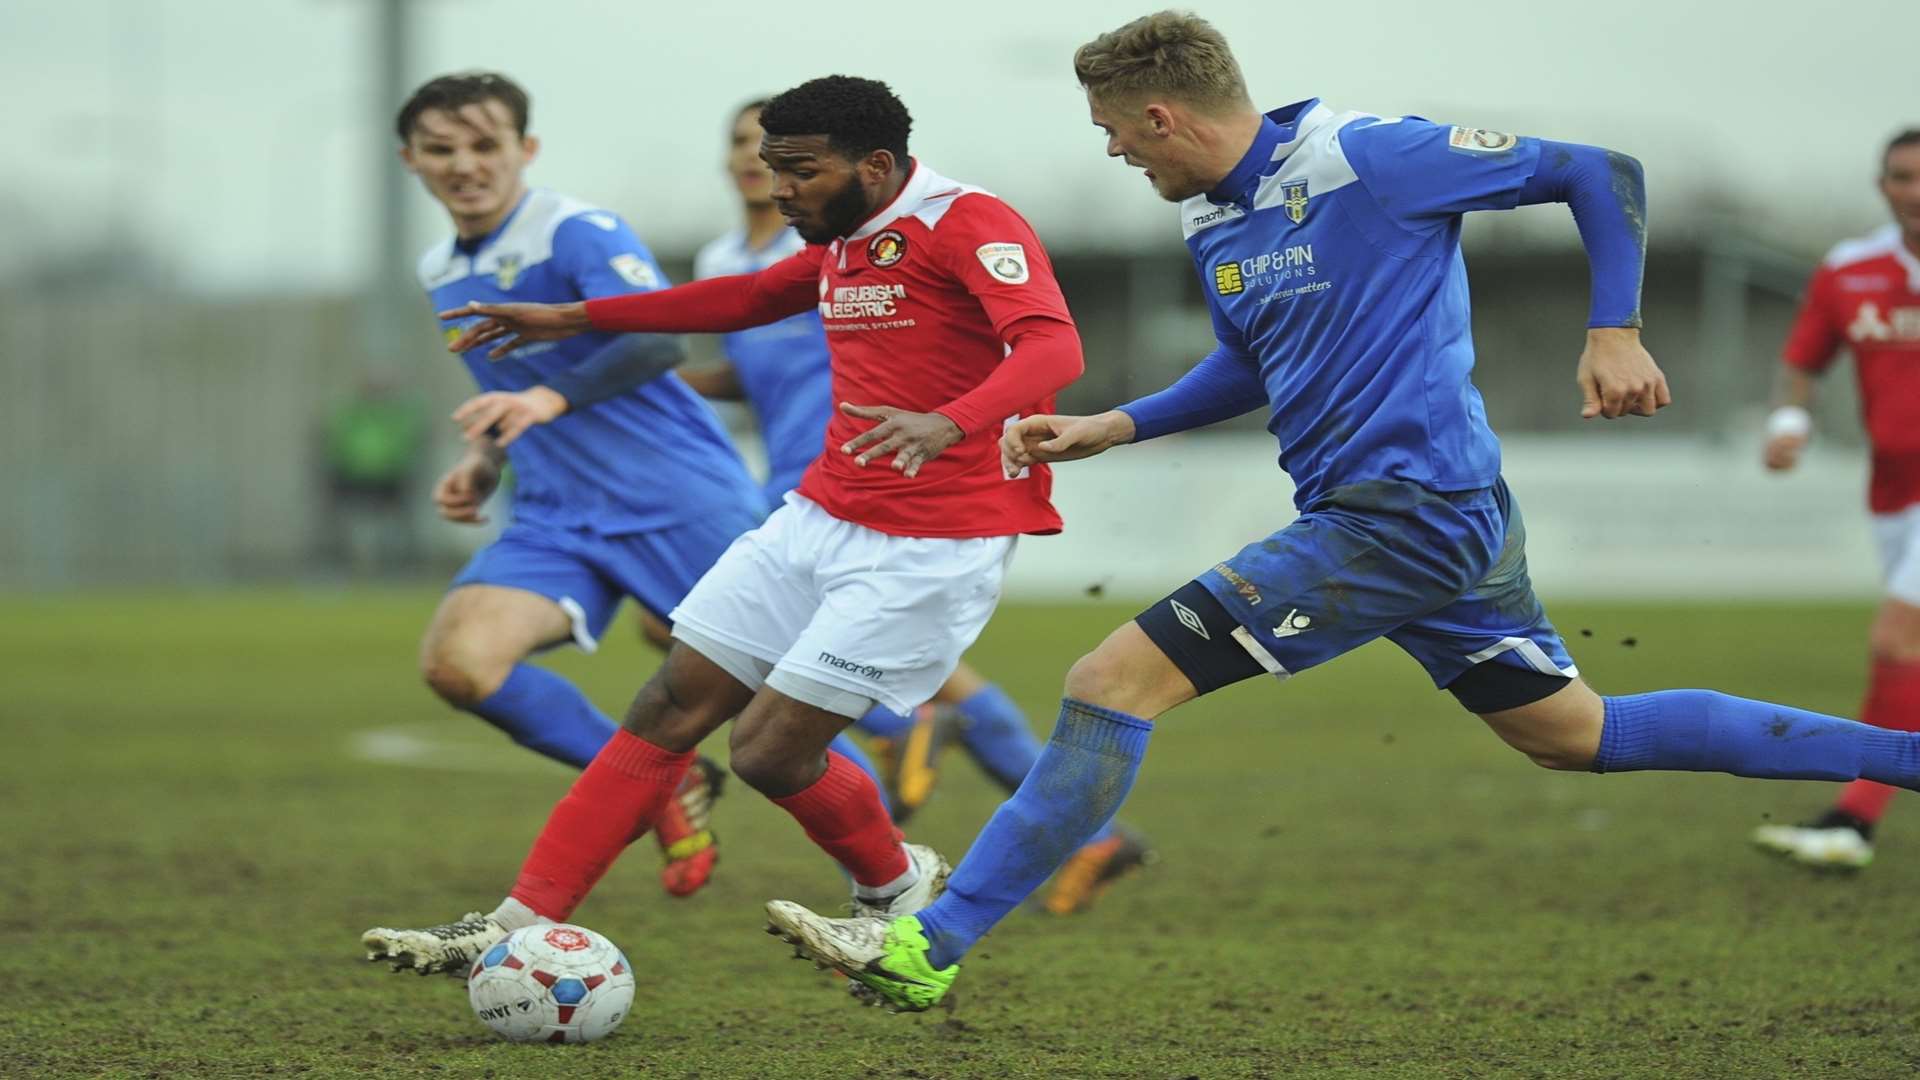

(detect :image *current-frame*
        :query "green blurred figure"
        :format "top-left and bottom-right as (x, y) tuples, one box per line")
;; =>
(320, 378), (429, 574)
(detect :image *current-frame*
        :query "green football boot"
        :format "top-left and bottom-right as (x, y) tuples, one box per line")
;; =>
(764, 903), (958, 1012)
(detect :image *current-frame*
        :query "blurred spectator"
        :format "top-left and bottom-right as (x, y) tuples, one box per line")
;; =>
(318, 377), (428, 574)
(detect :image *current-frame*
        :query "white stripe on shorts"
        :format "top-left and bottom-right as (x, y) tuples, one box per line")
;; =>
(1465, 636), (1579, 678)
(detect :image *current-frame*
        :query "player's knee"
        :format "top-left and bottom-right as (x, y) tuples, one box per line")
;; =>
(419, 646), (498, 708)
(726, 726), (814, 797)
(620, 675), (706, 751)
(1063, 645), (1132, 709)
(1514, 739), (1595, 772)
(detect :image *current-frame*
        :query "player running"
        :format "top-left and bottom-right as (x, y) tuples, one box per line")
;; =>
(1750, 128), (1920, 870)
(685, 97), (1152, 911)
(397, 72), (752, 897)
(362, 75), (1086, 975)
(395, 72), (880, 901)
(761, 14), (1920, 1012)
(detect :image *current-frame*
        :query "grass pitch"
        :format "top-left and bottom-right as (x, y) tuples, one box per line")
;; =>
(5, 590), (1919, 1078)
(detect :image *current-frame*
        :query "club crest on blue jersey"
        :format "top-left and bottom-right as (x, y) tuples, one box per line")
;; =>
(1280, 180), (1310, 224)
(494, 254), (523, 290)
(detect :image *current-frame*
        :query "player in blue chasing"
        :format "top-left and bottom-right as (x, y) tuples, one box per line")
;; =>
(399, 72), (878, 900)
(761, 12), (1920, 1010)
(685, 97), (1155, 912)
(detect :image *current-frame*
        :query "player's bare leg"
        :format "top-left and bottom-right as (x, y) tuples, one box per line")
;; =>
(419, 584), (573, 710)
(1473, 679), (1606, 771)
(363, 642), (752, 975)
(1755, 597), (1920, 869)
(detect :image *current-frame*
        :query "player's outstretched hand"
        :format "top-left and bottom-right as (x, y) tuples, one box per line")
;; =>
(1000, 411), (1136, 476)
(439, 301), (592, 360)
(1576, 327), (1671, 419)
(432, 452), (501, 525)
(451, 387), (569, 448)
(838, 403), (963, 478)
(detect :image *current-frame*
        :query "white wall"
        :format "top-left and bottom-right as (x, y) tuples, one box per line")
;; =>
(1003, 433), (1881, 601)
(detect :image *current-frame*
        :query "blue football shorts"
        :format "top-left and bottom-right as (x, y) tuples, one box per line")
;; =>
(1135, 477), (1578, 711)
(451, 501), (764, 652)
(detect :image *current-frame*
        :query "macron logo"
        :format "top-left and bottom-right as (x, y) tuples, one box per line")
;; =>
(818, 652), (885, 680)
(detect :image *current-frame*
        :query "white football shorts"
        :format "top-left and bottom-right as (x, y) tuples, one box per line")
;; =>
(668, 493), (1016, 717)
(1871, 504), (1920, 607)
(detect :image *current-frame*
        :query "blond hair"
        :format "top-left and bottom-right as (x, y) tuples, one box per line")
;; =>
(1073, 11), (1250, 112)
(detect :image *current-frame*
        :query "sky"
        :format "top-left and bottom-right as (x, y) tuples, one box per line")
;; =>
(3, 0), (1916, 293)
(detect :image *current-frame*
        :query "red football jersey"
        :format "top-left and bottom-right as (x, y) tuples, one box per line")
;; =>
(757, 162), (1077, 538)
(1783, 224), (1920, 512)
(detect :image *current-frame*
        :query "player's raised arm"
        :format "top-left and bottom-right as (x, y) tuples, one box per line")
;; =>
(447, 214), (694, 444)
(1342, 118), (1667, 419)
(442, 248), (824, 359)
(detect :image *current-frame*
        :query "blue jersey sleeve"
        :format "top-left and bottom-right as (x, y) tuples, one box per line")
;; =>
(552, 212), (671, 300)
(1340, 116), (1544, 234)
(1118, 281), (1268, 441)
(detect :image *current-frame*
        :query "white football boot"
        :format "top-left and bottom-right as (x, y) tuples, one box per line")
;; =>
(1751, 815), (1874, 871)
(362, 911), (510, 976)
(853, 842), (951, 918)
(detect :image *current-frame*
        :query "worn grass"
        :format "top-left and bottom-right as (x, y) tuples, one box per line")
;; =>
(4, 590), (1917, 1078)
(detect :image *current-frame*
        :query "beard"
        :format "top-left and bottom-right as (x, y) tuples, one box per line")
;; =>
(791, 173), (873, 244)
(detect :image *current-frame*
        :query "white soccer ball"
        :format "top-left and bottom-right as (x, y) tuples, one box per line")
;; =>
(466, 923), (635, 1043)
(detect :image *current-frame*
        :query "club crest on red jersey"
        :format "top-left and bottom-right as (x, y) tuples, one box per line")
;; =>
(867, 230), (908, 268)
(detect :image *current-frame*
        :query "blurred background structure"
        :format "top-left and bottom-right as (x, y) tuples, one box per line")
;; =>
(1, 0), (1911, 594)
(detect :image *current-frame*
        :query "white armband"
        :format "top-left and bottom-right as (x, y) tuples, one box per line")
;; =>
(1765, 405), (1812, 440)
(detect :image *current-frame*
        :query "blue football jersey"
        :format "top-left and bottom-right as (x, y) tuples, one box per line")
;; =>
(1180, 99), (1544, 509)
(692, 226), (834, 499)
(421, 189), (763, 533)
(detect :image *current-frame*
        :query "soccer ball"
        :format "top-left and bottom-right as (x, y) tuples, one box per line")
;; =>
(466, 923), (635, 1043)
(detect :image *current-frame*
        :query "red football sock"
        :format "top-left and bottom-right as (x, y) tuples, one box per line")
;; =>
(770, 750), (909, 888)
(1834, 659), (1920, 824)
(510, 730), (693, 920)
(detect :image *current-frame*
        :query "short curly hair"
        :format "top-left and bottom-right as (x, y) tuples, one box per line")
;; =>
(758, 76), (912, 162)
(395, 72), (530, 142)
(1886, 128), (1920, 172)
(1074, 11), (1250, 113)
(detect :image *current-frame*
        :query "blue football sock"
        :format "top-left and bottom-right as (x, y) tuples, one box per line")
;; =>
(1592, 690), (1920, 785)
(954, 685), (1041, 790)
(914, 699), (1152, 969)
(850, 704), (914, 739)
(828, 732), (890, 815)
(468, 664), (617, 770)
(957, 684), (1115, 844)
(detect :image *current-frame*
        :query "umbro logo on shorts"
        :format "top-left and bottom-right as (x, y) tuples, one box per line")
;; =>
(1272, 609), (1314, 639)
(1170, 600), (1211, 640)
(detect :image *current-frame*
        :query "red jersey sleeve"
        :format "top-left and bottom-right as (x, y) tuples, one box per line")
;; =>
(1782, 263), (1843, 373)
(585, 246), (823, 333)
(933, 194), (1074, 334)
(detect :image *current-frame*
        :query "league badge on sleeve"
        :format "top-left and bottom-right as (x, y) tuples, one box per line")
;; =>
(609, 254), (661, 289)
(1447, 126), (1519, 154)
(976, 243), (1029, 285)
